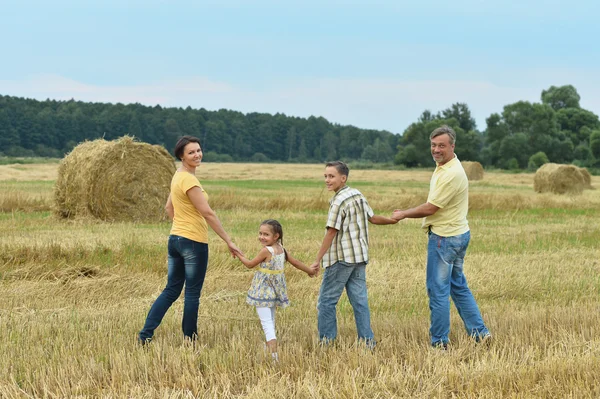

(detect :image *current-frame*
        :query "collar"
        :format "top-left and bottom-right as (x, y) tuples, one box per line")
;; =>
(332, 185), (350, 199)
(437, 155), (459, 170)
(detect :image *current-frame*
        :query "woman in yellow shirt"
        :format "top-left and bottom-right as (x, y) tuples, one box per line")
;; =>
(139, 136), (242, 344)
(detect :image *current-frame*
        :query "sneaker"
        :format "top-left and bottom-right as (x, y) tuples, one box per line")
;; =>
(431, 341), (448, 350)
(474, 333), (492, 345)
(361, 338), (376, 351)
(318, 337), (335, 348)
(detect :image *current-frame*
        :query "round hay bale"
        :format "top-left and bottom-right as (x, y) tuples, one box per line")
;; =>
(461, 161), (484, 181)
(54, 136), (176, 222)
(533, 163), (585, 195)
(577, 166), (594, 190)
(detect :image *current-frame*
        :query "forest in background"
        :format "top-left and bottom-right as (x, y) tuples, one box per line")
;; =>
(1, 84), (599, 170)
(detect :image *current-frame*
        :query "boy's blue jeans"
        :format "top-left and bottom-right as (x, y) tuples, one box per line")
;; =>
(139, 235), (208, 342)
(427, 230), (489, 345)
(317, 261), (374, 344)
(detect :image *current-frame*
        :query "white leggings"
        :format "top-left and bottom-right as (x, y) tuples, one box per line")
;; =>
(256, 307), (276, 341)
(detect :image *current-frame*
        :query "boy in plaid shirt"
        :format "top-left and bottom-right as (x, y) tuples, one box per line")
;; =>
(310, 161), (398, 347)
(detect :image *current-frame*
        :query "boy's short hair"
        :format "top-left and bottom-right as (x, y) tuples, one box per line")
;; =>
(430, 125), (456, 145)
(325, 161), (349, 177)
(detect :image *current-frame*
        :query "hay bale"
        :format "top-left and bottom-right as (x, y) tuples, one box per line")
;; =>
(461, 161), (484, 181)
(577, 166), (594, 190)
(533, 163), (585, 195)
(54, 136), (176, 222)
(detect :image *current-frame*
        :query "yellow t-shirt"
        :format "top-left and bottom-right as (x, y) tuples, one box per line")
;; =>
(169, 171), (209, 243)
(422, 156), (470, 237)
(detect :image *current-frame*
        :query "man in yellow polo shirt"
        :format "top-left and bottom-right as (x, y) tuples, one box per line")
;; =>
(392, 125), (490, 349)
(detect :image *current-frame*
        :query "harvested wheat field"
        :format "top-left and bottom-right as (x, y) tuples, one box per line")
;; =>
(1, 162), (600, 398)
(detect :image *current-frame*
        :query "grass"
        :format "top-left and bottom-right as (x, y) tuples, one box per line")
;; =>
(0, 163), (600, 397)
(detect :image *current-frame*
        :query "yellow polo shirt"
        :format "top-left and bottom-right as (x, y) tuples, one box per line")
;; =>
(422, 156), (469, 237)
(170, 171), (209, 243)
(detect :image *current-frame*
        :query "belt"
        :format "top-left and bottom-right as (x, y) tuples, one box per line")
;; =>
(258, 268), (284, 275)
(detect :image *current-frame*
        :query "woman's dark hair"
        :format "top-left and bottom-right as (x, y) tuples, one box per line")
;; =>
(174, 136), (201, 161)
(261, 219), (288, 260)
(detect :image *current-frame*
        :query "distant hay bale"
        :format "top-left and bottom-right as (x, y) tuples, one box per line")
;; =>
(577, 167), (594, 190)
(461, 161), (484, 181)
(54, 136), (176, 222)
(533, 163), (585, 195)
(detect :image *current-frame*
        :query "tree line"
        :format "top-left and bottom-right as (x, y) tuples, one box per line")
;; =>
(1, 84), (599, 169)
(0, 95), (398, 163)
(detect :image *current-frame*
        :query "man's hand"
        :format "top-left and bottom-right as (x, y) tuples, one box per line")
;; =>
(392, 210), (406, 221)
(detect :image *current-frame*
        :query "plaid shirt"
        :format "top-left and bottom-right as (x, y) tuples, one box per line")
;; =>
(322, 186), (375, 268)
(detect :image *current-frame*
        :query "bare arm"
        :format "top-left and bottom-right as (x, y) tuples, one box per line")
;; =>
(392, 202), (439, 221)
(286, 250), (317, 277)
(237, 247), (270, 269)
(187, 186), (243, 257)
(165, 194), (174, 220)
(309, 227), (338, 272)
(368, 214), (399, 225)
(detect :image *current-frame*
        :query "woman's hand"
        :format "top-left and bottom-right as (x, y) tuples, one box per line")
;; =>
(227, 241), (244, 258)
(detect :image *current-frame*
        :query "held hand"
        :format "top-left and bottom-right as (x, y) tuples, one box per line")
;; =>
(392, 210), (405, 221)
(227, 242), (244, 258)
(309, 261), (320, 277)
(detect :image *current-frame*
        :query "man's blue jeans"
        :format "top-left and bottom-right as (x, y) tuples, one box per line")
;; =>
(427, 230), (489, 345)
(317, 261), (374, 344)
(139, 235), (208, 342)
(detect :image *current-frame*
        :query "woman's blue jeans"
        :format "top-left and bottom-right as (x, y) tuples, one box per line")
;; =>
(317, 261), (374, 344)
(139, 235), (208, 342)
(427, 230), (489, 345)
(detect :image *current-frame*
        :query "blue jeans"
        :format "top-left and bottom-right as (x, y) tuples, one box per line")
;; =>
(139, 235), (209, 342)
(427, 230), (489, 345)
(317, 261), (374, 343)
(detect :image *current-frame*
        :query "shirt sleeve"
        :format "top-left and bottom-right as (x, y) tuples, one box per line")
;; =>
(427, 172), (458, 209)
(363, 198), (375, 219)
(326, 203), (343, 230)
(181, 173), (201, 193)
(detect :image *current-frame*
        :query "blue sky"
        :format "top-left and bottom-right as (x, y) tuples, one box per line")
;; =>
(1, 0), (599, 134)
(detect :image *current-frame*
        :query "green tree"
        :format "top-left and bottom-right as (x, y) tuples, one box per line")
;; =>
(394, 144), (420, 167)
(590, 130), (600, 159)
(506, 158), (520, 170)
(251, 152), (269, 162)
(528, 151), (549, 170)
(286, 127), (297, 160)
(541, 85), (581, 110)
(573, 143), (594, 166)
(323, 131), (338, 161)
(455, 128), (481, 162)
(361, 138), (393, 162)
(499, 133), (529, 168)
(555, 108), (600, 145)
(298, 138), (308, 161)
(440, 103), (477, 132)
(0, 110), (19, 151)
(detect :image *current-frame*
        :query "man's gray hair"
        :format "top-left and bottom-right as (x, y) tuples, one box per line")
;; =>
(430, 125), (456, 145)
(325, 161), (349, 177)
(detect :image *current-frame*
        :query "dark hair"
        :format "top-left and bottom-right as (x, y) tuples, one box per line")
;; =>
(260, 219), (288, 260)
(174, 136), (201, 161)
(325, 160), (349, 177)
(430, 125), (456, 145)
